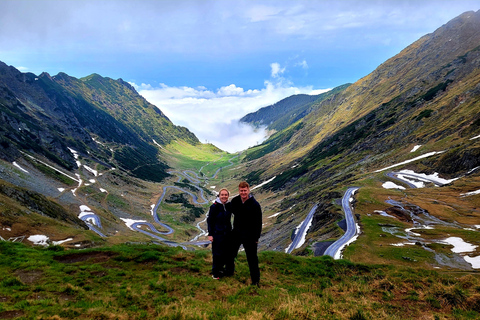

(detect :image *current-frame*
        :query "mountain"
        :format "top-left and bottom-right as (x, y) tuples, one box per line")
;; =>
(1, 10), (480, 273)
(0, 64), (198, 182)
(241, 10), (480, 264)
(0, 64), (222, 247)
(240, 83), (351, 133)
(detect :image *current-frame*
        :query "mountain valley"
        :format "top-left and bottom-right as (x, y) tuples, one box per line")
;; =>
(1, 10), (480, 275)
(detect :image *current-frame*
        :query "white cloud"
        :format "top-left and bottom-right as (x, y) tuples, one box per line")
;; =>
(133, 73), (330, 153)
(270, 62), (286, 78)
(296, 59), (308, 69)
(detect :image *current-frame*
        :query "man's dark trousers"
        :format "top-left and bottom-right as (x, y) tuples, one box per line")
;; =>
(230, 238), (260, 284)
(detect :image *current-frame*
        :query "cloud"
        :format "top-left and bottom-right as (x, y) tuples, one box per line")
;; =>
(132, 73), (330, 153)
(296, 59), (308, 69)
(270, 62), (286, 78)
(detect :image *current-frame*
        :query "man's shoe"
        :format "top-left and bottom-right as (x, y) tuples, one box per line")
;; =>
(212, 275), (220, 280)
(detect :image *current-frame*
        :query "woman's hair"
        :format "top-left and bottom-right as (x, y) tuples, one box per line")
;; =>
(238, 181), (250, 189)
(219, 188), (230, 196)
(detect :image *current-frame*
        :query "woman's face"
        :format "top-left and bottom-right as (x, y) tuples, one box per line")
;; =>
(219, 190), (229, 204)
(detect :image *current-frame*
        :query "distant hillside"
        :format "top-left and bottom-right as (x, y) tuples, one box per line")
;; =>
(0, 63), (199, 182)
(240, 83), (350, 133)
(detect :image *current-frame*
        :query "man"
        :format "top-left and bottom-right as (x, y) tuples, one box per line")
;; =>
(229, 181), (262, 286)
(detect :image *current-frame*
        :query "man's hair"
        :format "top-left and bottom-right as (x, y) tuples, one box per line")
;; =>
(238, 181), (250, 189)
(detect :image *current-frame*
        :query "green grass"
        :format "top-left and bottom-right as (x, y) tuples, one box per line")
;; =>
(164, 141), (228, 171)
(1, 242), (479, 320)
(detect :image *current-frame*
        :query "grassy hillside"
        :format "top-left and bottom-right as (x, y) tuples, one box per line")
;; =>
(1, 241), (479, 320)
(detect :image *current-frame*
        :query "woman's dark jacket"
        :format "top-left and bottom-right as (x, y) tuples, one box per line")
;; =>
(207, 198), (232, 237)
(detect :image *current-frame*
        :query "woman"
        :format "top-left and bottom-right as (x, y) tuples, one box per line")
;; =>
(207, 188), (233, 279)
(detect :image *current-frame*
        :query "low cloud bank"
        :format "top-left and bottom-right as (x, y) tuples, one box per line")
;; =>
(133, 73), (330, 153)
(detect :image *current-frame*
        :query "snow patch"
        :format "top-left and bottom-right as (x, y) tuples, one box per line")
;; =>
(470, 134), (480, 140)
(461, 189), (480, 197)
(410, 145), (422, 152)
(13, 162), (29, 173)
(398, 169), (458, 186)
(251, 176), (276, 190)
(121, 218), (147, 230)
(268, 211), (283, 219)
(84, 165), (98, 177)
(78, 205), (94, 219)
(99, 188), (108, 193)
(374, 151), (445, 172)
(391, 242), (416, 247)
(405, 225), (434, 237)
(53, 238), (73, 245)
(27, 235), (49, 246)
(375, 210), (396, 219)
(396, 174), (425, 188)
(464, 256), (480, 269)
(382, 181), (405, 190)
(58, 188), (65, 192)
(439, 237), (477, 253)
(153, 139), (164, 149)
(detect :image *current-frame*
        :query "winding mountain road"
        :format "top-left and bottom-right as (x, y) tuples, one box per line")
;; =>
(286, 204), (318, 254)
(134, 153), (241, 247)
(80, 214), (107, 237)
(324, 187), (359, 258)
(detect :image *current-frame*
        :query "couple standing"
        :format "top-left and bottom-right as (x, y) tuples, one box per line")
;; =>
(207, 181), (262, 286)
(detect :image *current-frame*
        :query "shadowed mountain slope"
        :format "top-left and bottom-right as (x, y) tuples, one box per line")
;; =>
(0, 64), (199, 182)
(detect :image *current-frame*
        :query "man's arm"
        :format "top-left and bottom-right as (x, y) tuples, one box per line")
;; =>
(255, 202), (263, 241)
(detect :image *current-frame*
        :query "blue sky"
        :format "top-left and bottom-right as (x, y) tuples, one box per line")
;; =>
(1, 0), (478, 152)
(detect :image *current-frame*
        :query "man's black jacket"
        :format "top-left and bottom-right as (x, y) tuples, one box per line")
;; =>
(231, 194), (262, 242)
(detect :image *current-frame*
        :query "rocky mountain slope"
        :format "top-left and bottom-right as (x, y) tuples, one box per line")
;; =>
(239, 10), (480, 268)
(0, 64), (198, 182)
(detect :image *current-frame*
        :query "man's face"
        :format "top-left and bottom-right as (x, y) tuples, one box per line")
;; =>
(239, 187), (250, 201)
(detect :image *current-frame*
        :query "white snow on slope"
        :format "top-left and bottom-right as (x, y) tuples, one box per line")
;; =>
(382, 181), (405, 190)
(13, 162), (29, 173)
(121, 218), (147, 230)
(410, 145), (422, 152)
(461, 189), (480, 197)
(398, 169), (458, 185)
(374, 151), (444, 172)
(252, 176), (276, 190)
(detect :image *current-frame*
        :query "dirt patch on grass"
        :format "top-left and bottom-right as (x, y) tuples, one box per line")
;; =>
(54, 251), (117, 264)
(0, 310), (25, 319)
(14, 269), (43, 284)
(170, 267), (190, 274)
